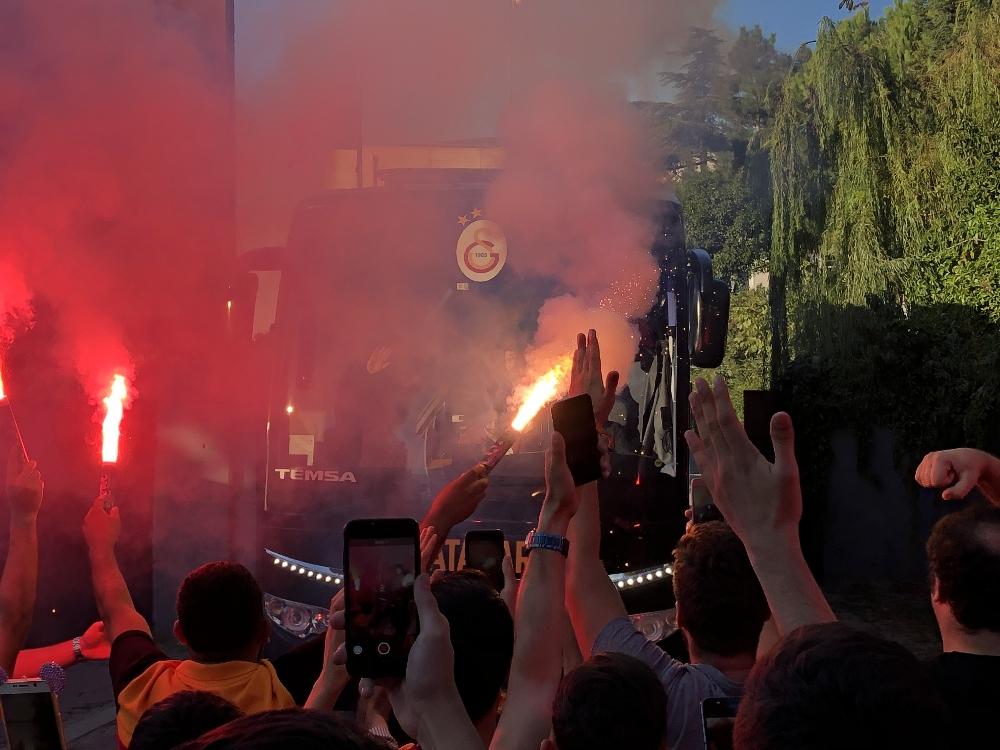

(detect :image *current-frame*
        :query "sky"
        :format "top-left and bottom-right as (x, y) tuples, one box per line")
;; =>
(718, 0), (896, 50)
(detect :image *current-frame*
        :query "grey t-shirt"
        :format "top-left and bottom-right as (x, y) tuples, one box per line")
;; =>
(593, 617), (744, 750)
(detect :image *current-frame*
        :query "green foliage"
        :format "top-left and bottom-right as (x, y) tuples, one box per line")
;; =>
(658, 27), (730, 164)
(677, 168), (770, 285)
(694, 288), (771, 419)
(769, 0), (1000, 463)
(722, 26), (793, 139)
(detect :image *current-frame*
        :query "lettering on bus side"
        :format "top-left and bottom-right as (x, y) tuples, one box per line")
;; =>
(273, 468), (358, 483)
(435, 539), (527, 575)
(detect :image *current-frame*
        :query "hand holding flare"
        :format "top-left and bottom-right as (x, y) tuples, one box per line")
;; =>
(98, 375), (128, 512)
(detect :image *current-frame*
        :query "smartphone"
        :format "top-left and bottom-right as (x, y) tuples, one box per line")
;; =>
(702, 696), (740, 750)
(691, 476), (724, 524)
(464, 529), (506, 591)
(0, 679), (68, 750)
(551, 394), (603, 486)
(344, 518), (420, 678)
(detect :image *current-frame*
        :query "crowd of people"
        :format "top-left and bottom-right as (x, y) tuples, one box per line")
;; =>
(1, 329), (998, 749)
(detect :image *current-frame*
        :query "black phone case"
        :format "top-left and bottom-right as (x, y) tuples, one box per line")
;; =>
(464, 530), (506, 591)
(551, 394), (603, 486)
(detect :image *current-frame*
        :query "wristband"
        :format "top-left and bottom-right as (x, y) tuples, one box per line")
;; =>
(524, 529), (570, 557)
(72, 636), (83, 661)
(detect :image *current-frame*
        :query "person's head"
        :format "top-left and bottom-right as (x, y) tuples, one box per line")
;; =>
(431, 569), (514, 731)
(545, 653), (667, 750)
(174, 708), (389, 750)
(130, 691), (243, 750)
(927, 504), (1000, 637)
(734, 623), (950, 750)
(174, 561), (268, 662)
(671, 521), (769, 658)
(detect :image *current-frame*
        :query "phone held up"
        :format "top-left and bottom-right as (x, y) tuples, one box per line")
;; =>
(464, 529), (506, 591)
(551, 393), (603, 486)
(343, 518), (420, 679)
(690, 476), (724, 525)
(1, 678), (68, 750)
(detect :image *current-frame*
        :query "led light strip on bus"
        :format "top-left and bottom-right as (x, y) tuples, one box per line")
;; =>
(268, 549), (673, 592)
(267, 549), (343, 585)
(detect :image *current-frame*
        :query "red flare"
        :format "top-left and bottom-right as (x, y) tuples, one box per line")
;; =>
(101, 375), (128, 463)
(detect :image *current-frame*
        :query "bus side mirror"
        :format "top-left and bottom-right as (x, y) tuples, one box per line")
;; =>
(687, 249), (731, 369)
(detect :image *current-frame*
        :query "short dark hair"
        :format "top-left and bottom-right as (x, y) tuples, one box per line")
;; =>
(130, 691), (243, 750)
(174, 708), (389, 750)
(734, 623), (950, 750)
(672, 521), (769, 656)
(927, 504), (1000, 632)
(431, 569), (514, 722)
(176, 561), (266, 660)
(552, 653), (667, 750)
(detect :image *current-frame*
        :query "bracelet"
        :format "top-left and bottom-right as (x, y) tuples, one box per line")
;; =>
(524, 529), (570, 557)
(72, 636), (83, 661)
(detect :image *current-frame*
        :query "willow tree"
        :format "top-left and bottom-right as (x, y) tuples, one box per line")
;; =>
(770, 0), (1000, 368)
(768, 0), (1000, 456)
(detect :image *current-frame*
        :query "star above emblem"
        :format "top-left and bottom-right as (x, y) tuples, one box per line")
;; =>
(458, 214), (469, 226)
(471, 208), (483, 218)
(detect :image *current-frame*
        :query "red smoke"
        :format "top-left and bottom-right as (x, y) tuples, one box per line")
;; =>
(0, 1), (232, 400)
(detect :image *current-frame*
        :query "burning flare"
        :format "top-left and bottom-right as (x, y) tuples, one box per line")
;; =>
(101, 374), (128, 463)
(511, 356), (572, 432)
(0, 367), (5, 401)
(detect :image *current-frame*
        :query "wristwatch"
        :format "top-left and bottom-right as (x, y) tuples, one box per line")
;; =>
(72, 636), (83, 662)
(524, 529), (570, 557)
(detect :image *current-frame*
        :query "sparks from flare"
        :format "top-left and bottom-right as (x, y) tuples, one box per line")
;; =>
(510, 356), (572, 432)
(101, 375), (128, 463)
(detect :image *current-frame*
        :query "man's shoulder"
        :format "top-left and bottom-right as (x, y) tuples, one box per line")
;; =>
(925, 651), (1000, 690)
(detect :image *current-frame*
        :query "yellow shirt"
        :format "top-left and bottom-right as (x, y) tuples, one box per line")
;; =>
(116, 658), (295, 747)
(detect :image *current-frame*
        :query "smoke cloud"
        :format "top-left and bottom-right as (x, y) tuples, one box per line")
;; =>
(0, 0), (717, 639)
(0, 1), (232, 400)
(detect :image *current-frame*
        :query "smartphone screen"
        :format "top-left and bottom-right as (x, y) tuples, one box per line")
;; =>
(691, 476), (724, 524)
(464, 530), (506, 591)
(551, 394), (602, 486)
(344, 518), (420, 678)
(1, 683), (66, 750)
(702, 697), (739, 750)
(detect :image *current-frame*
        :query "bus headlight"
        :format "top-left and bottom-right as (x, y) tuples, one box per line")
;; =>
(263, 593), (329, 639)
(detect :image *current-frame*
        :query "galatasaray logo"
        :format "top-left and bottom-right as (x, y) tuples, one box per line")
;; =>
(456, 211), (507, 282)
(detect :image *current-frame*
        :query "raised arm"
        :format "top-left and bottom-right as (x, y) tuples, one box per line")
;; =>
(564, 331), (626, 656)
(12, 621), (111, 677)
(686, 376), (835, 634)
(916, 448), (1000, 505)
(0, 451), (43, 674)
(492, 432), (580, 750)
(83, 498), (150, 641)
(332, 576), (484, 750)
(304, 590), (349, 711)
(420, 466), (489, 564)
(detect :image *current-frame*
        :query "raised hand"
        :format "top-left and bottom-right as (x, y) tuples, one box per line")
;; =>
(431, 466), (489, 527)
(569, 329), (620, 426)
(420, 525), (439, 573)
(79, 621), (111, 661)
(685, 375), (834, 633)
(539, 432), (581, 533)
(916, 448), (1000, 504)
(83, 496), (121, 553)
(6, 448), (42, 524)
(685, 375), (801, 546)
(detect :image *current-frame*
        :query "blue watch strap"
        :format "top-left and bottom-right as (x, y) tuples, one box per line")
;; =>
(525, 529), (570, 557)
